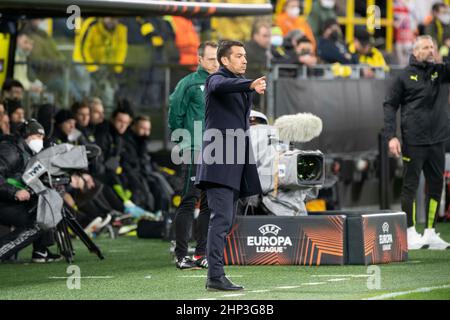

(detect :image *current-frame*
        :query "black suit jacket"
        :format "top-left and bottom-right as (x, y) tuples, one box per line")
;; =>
(195, 67), (262, 198)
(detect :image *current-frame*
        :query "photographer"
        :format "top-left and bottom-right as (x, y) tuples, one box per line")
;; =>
(0, 119), (61, 263)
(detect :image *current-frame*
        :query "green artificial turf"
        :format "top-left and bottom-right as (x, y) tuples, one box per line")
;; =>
(1, 223), (450, 300)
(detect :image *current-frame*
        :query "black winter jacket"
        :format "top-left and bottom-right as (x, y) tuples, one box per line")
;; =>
(384, 55), (450, 145)
(0, 135), (33, 201)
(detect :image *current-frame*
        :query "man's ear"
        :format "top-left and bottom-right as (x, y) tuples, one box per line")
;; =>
(220, 56), (228, 66)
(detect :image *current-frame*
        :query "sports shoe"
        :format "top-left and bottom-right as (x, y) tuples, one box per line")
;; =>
(407, 227), (428, 250)
(193, 255), (208, 269)
(84, 217), (102, 236)
(98, 214), (112, 230)
(118, 224), (137, 236)
(32, 249), (63, 263)
(176, 256), (200, 270)
(422, 228), (450, 250)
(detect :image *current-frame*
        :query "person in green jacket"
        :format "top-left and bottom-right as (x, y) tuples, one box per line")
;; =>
(308, 0), (337, 39)
(168, 41), (219, 269)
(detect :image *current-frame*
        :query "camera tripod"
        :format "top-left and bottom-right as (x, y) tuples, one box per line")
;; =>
(36, 175), (104, 263)
(55, 204), (104, 263)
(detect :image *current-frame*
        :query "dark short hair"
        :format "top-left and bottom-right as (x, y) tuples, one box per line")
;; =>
(198, 41), (218, 57)
(295, 35), (312, 46)
(2, 79), (24, 93)
(112, 99), (134, 119)
(70, 101), (89, 114)
(432, 3), (446, 13)
(217, 40), (244, 66)
(133, 115), (151, 124)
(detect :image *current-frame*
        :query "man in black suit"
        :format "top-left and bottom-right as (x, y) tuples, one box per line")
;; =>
(196, 40), (266, 291)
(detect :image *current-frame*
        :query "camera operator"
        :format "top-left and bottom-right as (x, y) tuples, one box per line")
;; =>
(0, 119), (61, 263)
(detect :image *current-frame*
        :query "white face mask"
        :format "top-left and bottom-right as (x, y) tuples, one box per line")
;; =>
(287, 6), (300, 18)
(27, 139), (43, 154)
(438, 13), (450, 25)
(271, 35), (284, 47)
(320, 0), (335, 9)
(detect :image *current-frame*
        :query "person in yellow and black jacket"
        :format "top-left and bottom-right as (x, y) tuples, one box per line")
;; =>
(383, 35), (450, 251)
(73, 17), (127, 74)
(168, 42), (219, 270)
(425, 3), (450, 50)
(348, 28), (389, 78)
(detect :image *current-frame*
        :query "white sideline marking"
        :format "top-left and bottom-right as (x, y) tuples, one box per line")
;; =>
(302, 282), (326, 285)
(311, 274), (370, 278)
(48, 276), (113, 279)
(197, 298), (218, 300)
(144, 275), (152, 279)
(365, 284), (450, 300)
(221, 293), (246, 297)
(178, 275), (243, 278)
(276, 286), (301, 290)
(327, 278), (348, 282)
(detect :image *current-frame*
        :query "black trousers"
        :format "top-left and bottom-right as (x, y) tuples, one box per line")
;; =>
(401, 142), (445, 228)
(206, 186), (239, 280)
(0, 200), (54, 259)
(174, 162), (210, 259)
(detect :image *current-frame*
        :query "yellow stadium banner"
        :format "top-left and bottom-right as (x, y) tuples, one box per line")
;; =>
(0, 33), (11, 88)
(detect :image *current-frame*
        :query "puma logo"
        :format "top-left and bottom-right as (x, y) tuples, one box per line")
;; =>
(410, 75), (418, 82)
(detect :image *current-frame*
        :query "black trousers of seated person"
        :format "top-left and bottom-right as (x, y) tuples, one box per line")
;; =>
(0, 200), (54, 259)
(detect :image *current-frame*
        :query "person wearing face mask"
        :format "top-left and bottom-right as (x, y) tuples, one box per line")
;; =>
(425, 3), (450, 50)
(383, 35), (450, 250)
(0, 119), (62, 263)
(317, 18), (358, 65)
(308, 0), (337, 39)
(275, 0), (316, 51)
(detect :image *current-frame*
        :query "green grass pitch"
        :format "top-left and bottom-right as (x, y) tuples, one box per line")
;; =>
(1, 223), (450, 300)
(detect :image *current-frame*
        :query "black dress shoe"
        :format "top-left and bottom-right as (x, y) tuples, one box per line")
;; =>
(205, 275), (244, 291)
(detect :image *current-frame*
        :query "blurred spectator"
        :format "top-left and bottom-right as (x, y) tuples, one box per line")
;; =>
(0, 102), (10, 135)
(394, 0), (418, 66)
(308, 0), (337, 39)
(438, 35), (450, 59)
(210, 0), (268, 42)
(124, 115), (169, 213)
(74, 17), (128, 74)
(95, 101), (155, 216)
(50, 109), (118, 234)
(317, 19), (358, 64)
(71, 101), (96, 144)
(13, 31), (43, 97)
(291, 36), (318, 67)
(52, 109), (76, 144)
(88, 97), (105, 127)
(73, 17), (128, 109)
(275, 0), (316, 50)
(245, 19), (271, 106)
(1, 79), (24, 102)
(425, 3), (450, 49)
(165, 16), (200, 70)
(22, 19), (66, 106)
(348, 28), (389, 77)
(7, 100), (26, 135)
